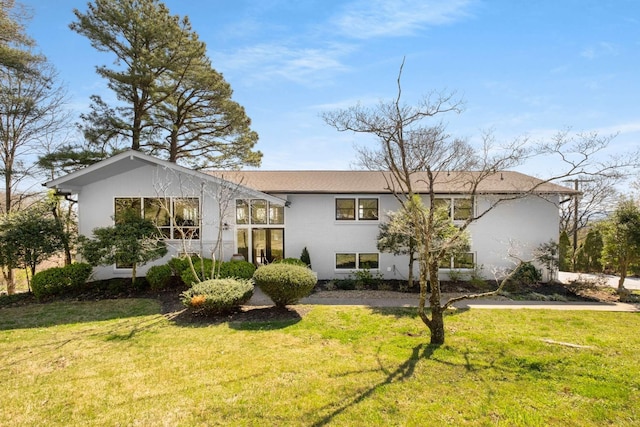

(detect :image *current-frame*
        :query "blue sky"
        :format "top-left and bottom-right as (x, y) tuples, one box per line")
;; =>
(20, 0), (640, 178)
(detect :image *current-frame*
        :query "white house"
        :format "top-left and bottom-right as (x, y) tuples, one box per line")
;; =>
(46, 150), (576, 282)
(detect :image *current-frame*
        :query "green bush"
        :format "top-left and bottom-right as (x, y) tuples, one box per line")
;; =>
(180, 258), (257, 285)
(167, 256), (194, 277)
(273, 258), (307, 267)
(180, 278), (253, 315)
(506, 262), (542, 291)
(300, 247), (311, 269)
(31, 263), (93, 300)
(179, 258), (214, 286)
(146, 264), (173, 290)
(253, 263), (317, 308)
(218, 260), (256, 279)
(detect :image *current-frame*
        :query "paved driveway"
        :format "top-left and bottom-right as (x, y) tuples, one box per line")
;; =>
(558, 272), (640, 290)
(248, 286), (640, 312)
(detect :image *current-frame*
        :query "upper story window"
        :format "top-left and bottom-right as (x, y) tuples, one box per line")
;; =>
(236, 199), (284, 225)
(114, 197), (200, 240)
(336, 198), (379, 221)
(433, 197), (474, 221)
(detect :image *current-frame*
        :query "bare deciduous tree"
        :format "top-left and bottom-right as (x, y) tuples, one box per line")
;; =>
(322, 60), (639, 345)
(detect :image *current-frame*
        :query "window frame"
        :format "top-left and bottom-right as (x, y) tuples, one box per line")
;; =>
(335, 197), (379, 222)
(335, 252), (380, 270)
(236, 198), (285, 226)
(432, 196), (474, 222)
(438, 252), (476, 270)
(335, 198), (356, 221)
(113, 196), (201, 243)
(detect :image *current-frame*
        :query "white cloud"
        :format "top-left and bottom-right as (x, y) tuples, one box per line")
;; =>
(217, 42), (355, 86)
(331, 0), (476, 39)
(580, 42), (619, 60)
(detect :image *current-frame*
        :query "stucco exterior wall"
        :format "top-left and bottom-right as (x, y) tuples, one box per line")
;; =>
(268, 193), (560, 281)
(77, 164), (237, 280)
(76, 164), (560, 283)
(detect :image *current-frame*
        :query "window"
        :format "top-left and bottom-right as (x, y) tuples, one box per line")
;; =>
(336, 253), (380, 270)
(235, 199), (286, 264)
(432, 198), (450, 215)
(236, 200), (249, 224)
(453, 198), (473, 221)
(144, 198), (170, 238)
(269, 204), (284, 225)
(336, 253), (357, 269)
(236, 199), (284, 225)
(250, 199), (267, 224)
(336, 198), (379, 221)
(237, 229), (249, 262)
(336, 198), (355, 220)
(174, 198), (200, 239)
(114, 197), (199, 240)
(359, 253), (379, 269)
(454, 252), (475, 269)
(358, 199), (379, 220)
(439, 252), (475, 269)
(114, 198), (141, 223)
(432, 197), (474, 221)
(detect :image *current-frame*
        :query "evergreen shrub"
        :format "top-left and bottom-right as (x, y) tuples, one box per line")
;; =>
(146, 264), (173, 290)
(274, 258), (307, 267)
(31, 263), (93, 300)
(181, 278), (253, 315)
(253, 263), (317, 308)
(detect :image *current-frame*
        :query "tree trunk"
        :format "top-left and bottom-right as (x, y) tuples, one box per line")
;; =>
(51, 203), (72, 265)
(429, 305), (445, 345)
(428, 259), (445, 345)
(407, 253), (415, 288)
(3, 269), (15, 295)
(617, 264), (627, 292)
(417, 254), (430, 327)
(132, 263), (137, 287)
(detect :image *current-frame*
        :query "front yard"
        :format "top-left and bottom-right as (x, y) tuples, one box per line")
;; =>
(1, 298), (639, 426)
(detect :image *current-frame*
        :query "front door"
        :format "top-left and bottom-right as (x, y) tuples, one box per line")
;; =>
(252, 228), (284, 264)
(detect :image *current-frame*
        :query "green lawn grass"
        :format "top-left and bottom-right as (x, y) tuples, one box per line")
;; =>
(1, 300), (638, 426)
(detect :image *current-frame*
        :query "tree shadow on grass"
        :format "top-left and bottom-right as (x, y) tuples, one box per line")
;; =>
(307, 341), (539, 426)
(0, 298), (163, 331)
(370, 305), (471, 319)
(308, 343), (438, 426)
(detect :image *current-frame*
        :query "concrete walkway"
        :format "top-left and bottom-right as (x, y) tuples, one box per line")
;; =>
(247, 287), (640, 312)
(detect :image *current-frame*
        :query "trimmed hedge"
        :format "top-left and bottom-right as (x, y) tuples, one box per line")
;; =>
(180, 278), (254, 315)
(31, 263), (93, 300)
(179, 258), (256, 286)
(253, 263), (317, 308)
(273, 258), (307, 267)
(218, 260), (256, 280)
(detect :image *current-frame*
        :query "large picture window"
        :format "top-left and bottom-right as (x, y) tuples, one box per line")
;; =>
(335, 253), (380, 270)
(114, 197), (200, 240)
(336, 198), (379, 221)
(236, 199), (286, 265)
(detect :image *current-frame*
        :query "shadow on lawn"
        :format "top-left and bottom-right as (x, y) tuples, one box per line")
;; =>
(308, 343), (439, 426)
(369, 305), (470, 319)
(0, 298), (163, 331)
(166, 305), (305, 330)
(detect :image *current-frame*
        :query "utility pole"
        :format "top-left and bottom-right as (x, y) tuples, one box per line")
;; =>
(563, 178), (593, 271)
